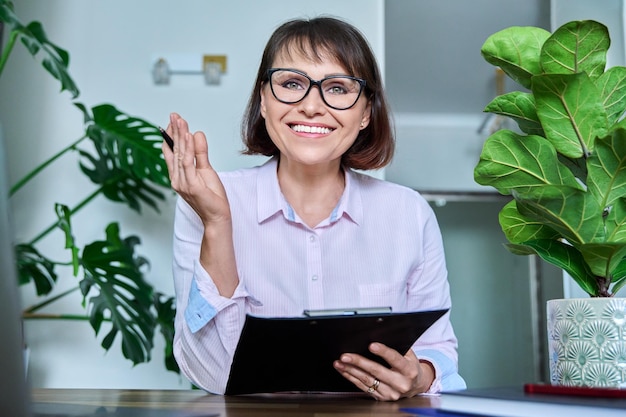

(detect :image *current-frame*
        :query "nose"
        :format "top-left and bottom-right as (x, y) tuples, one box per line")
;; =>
(298, 84), (326, 115)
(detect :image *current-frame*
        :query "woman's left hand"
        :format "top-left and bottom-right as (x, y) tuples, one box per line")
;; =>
(333, 343), (434, 401)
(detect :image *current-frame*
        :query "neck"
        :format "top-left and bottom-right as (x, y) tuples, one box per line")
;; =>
(277, 159), (345, 227)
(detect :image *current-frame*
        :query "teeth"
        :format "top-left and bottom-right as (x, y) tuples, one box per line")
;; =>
(291, 124), (332, 134)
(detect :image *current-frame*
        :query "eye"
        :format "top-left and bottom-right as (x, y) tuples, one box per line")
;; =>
(273, 72), (309, 90)
(323, 78), (358, 95)
(327, 85), (348, 95)
(283, 80), (306, 91)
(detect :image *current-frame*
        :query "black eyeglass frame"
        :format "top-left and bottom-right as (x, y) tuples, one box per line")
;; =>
(266, 68), (367, 110)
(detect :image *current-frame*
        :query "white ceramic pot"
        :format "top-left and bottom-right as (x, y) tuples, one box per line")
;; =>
(547, 298), (626, 388)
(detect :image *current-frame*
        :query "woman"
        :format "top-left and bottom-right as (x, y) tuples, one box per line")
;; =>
(162, 16), (466, 401)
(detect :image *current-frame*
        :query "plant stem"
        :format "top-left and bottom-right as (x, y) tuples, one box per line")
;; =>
(29, 187), (103, 245)
(9, 135), (87, 197)
(23, 285), (80, 314)
(0, 29), (18, 77)
(22, 313), (112, 323)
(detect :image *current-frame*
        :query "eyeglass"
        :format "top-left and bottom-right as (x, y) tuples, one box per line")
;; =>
(267, 68), (366, 110)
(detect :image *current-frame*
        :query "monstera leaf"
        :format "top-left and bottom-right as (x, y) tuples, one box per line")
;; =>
(78, 104), (170, 213)
(154, 292), (179, 373)
(80, 222), (156, 365)
(85, 104), (170, 187)
(0, 2), (78, 97)
(15, 244), (57, 296)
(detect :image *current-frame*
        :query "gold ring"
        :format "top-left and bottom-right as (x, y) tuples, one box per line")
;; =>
(367, 378), (380, 393)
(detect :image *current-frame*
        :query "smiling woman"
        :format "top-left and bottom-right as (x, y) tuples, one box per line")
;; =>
(161, 16), (465, 400)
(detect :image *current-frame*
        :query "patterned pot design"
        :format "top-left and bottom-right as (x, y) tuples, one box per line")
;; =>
(547, 298), (626, 388)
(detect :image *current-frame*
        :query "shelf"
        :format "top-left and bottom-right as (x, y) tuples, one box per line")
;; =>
(417, 190), (510, 205)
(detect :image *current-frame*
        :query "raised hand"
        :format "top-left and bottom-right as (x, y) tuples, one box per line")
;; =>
(162, 113), (239, 297)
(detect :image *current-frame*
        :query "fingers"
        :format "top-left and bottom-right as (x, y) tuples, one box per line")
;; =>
(371, 343), (417, 377)
(192, 130), (210, 170)
(333, 343), (421, 401)
(333, 358), (387, 400)
(162, 113), (211, 185)
(161, 113), (231, 224)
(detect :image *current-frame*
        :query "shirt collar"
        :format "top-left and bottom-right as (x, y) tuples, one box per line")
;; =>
(256, 156), (363, 226)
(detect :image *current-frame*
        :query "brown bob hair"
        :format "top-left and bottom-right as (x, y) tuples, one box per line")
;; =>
(241, 16), (395, 170)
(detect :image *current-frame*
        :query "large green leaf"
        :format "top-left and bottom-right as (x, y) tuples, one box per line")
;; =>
(154, 292), (179, 373)
(481, 26), (551, 89)
(507, 239), (598, 296)
(576, 243), (626, 280)
(604, 198), (626, 242)
(80, 223), (156, 365)
(611, 257), (626, 294)
(0, 1), (19, 25)
(474, 130), (583, 194)
(540, 20), (609, 78)
(0, 0), (79, 98)
(483, 92), (543, 136)
(532, 73), (609, 158)
(499, 199), (560, 244)
(587, 129), (626, 209)
(79, 148), (166, 213)
(77, 104), (170, 213)
(18, 21), (79, 98)
(596, 66), (626, 125)
(513, 186), (604, 245)
(85, 104), (170, 188)
(14, 243), (57, 295)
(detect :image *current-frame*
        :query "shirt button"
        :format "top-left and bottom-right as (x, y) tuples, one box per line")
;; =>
(312, 275), (318, 281)
(309, 235), (316, 242)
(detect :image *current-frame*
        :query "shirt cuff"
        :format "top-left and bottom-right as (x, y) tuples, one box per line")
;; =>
(415, 348), (467, 393)
(184, 278), (217, 333)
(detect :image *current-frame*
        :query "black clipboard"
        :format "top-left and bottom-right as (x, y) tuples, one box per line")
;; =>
(224, 308), (448, 395)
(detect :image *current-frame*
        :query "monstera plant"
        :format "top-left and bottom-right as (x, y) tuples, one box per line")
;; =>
(0, 0), (178, 374)
(474, 19), (626, 299)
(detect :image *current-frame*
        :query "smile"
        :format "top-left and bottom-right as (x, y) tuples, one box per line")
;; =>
(289, 124), (334, 134)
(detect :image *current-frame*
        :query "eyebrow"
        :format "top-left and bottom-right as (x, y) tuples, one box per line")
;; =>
(275, 68), (353, 79)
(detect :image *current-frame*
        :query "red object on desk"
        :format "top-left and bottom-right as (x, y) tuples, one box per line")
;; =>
(524, 383), (626, 398)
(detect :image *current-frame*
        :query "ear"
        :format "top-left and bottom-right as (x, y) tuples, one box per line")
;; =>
(360, 101), (372, 130)
(260, 84), (268, 118)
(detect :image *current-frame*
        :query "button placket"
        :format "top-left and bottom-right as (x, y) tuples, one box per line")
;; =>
(306, 231), (324, 308)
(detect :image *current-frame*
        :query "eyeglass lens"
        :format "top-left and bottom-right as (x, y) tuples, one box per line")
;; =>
(269, 69), (363, 110)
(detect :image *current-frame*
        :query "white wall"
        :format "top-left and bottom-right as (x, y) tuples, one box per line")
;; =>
(0, 0), (384, 389)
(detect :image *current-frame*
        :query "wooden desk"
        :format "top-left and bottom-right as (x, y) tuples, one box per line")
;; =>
(32, 388), (440, 416)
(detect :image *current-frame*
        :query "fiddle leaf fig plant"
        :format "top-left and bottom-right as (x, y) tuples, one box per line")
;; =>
(1, 0), (178, 372)
(474, 19), (626, 298)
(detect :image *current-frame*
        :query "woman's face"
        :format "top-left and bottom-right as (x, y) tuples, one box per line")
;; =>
(260, 50), (371, 171)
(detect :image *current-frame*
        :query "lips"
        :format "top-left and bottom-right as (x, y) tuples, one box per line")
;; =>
(289, 124), (334, 134)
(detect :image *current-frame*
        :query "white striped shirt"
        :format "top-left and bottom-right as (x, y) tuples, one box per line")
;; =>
(172, 157), (465, 394)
